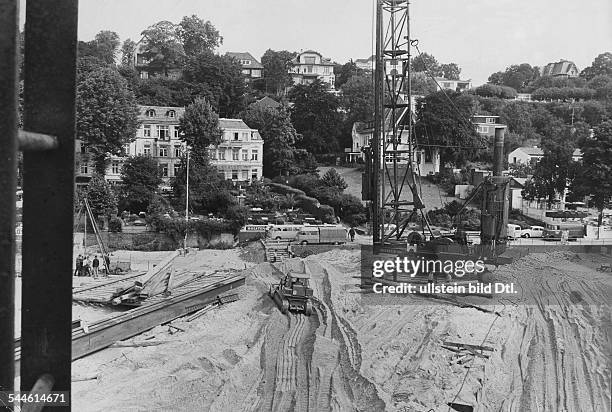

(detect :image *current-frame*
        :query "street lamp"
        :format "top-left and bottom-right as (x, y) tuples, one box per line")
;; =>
(184, 147), (189, 250)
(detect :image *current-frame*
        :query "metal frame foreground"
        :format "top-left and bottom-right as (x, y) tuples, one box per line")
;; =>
(0, 1), (78, 409)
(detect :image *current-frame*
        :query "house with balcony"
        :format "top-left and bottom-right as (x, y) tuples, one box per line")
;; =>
(289, 50), (335, 89)
(355, 55), (375, 71)
(226, 52), (263, 83)
(209, 119), (263, 182)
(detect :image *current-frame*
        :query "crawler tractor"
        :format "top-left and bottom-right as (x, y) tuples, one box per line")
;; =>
(269, 272), (314, 316)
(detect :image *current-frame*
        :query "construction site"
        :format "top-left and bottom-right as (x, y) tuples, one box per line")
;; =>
(2, 1), (612, 412)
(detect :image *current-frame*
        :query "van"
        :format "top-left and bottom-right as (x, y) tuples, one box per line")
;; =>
(296, 225), (347, 245)
(267, 224), (303, 241)
(507, 224), (523, 239)
(543, 223), (585, 241)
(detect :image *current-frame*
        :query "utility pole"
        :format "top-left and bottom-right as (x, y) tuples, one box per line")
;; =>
(184, 148), (189, 250)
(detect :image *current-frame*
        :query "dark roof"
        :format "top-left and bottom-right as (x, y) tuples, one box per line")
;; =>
(218, 118), (251, 130)
(542, 60), (579, 76)
(251, 96), (282, 110)
(225, 52), (263, 69)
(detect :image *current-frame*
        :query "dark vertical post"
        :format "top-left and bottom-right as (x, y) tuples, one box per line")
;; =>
(21, 0), (78, 402)
(0, 0), (19, 397)
(372, 0), (383, 246)
(493, 127), (505, 177)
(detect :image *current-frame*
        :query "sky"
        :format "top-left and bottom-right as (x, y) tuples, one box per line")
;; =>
(19, 0), (612, 86)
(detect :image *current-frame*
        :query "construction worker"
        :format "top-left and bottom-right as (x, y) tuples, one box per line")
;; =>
(349, 227), (356, 242)
(92, 255), (100, 278)
(74, 254), (83, 277)
(82, 255), (91, 277)
(104, 254), (111, 275)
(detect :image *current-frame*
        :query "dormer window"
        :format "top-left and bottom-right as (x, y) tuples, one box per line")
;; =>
(145, 109), (155, 117)
(167, 110), (176, 118)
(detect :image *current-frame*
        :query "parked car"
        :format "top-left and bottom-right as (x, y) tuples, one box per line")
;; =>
(507, 224), (523, 239)
(132, 219), (147, 226)
(520, 225), (545, 238)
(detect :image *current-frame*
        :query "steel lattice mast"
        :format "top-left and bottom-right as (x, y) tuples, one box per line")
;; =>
(372, 0), (427, 247)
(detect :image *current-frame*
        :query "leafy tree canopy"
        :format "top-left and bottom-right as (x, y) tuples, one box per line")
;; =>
(85, 175), (118, 219)
(140, 21), (186, 74)
(580, 52), (612, 81)
(76, 67), (140, 174)
(261, 49), (296, 95)
(320, 168), (348, 191)
(334, 61), (364, 89)
(119, 155), (162, 213)
(340, 74), (374, 123)
(177, 15), (222, 57)
(78, 30), (120, 65)
(487, 63), (540, 92)
(178, 97), (222, 159)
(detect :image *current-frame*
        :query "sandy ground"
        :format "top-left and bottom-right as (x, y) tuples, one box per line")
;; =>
(67, 244), (611, 411)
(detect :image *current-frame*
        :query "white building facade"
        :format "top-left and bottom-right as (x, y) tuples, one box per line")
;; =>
(289, 50), (335, 88)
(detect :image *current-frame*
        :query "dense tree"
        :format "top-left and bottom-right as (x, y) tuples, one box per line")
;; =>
(261, 49), (296, 95)
(340, 74), (374, 123)
(411, 52), (441, 75)
(289, 79), (343, 154)
(586, 75), (612, 100)
(414, 90), (483, 166)
(411, 72), (437, 95)
(473, 84), (517, 99)
(572, 121), (612, 225)
(85, 175), (118, 224)
(140, 21), (185, 76)
(177, 15), (222, 57)
(440, 63), (461, 80)
(487, 63), (539, 92)
(178, 98), (222, 158)
(184, 51), (246, 117)
(135, 78), (213, 106)
(334, 61), (364, 89)
(320, 168), (348, 190)
(120, 38), (136, 66)
(118, 155), (162, 213)
(76, 67), (139, 174)
(531, 87), (595, 102)
(580, 52), (612, 81)
(242, 104), (301, 177)
(522, 141), (578, 206)
(77, 30), (120, 65)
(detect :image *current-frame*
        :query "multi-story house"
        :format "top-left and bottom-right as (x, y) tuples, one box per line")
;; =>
(507, 146), (582, 165)
(472, 115), (507, 139)
(209, 119), (263, 182)
(355, 55), (375, 71)
(541, 60), (579, 78)
(289, 50), (335, 88)
(76, 106), (264, 190)
(225, 52), (263, 83)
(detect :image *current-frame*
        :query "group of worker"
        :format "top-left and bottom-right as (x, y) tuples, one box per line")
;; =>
(74, 253), (110, 278)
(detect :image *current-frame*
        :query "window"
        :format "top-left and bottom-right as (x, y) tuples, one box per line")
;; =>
(242, 150), (248, 161)
(80, 164), (88, 174)
(242, 170), (248, 180)
(174, 164), (180, 176)
(304, 56), (315, 64)
(513, 157), (517, 164)
(478, 125), (489, 134)
(123, 144), (130, 155)
(140, 71), (149, 80)
(161, 164), (168, 177)
(241, 59), (251, 65)
(166, 110), (176, 118)
(251, 170), (258, 180)
(159, 147), (168, 157)
(143, 145), (151, 156)
(143, 125), (151, 137)
(306, 65), (313, 73)
(231, 170), (238, 180)
(251, 149), (258, 161)
(209, 149), (217, 160)
(80, 143), (87, 154)
(242, 69), (250, 75)
(233, 132), (239, 141)
(486, 117), (495, 124)
(218, 150), (226, 160)
(145, 109), (155, 117)
(443, 82), (451, 88)
(111, 162), (119, 174)
(173, 127), (179, 138)
(324, 66), (330, 74)
(157, 125), (169, 140)
(232, 149), (240, 160)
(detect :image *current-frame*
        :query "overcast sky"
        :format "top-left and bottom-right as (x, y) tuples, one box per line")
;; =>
(20, 0), (612, 85)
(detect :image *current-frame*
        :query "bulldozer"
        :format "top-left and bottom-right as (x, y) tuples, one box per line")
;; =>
(269, 271), (314, 316)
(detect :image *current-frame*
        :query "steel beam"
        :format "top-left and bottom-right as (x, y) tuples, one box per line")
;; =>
(21, 2), (78, 407)
(0, 0), (19, 399)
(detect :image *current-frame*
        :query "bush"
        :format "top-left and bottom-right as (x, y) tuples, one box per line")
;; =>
(108, 217), (123, 232)
(267, 182), (306, 197)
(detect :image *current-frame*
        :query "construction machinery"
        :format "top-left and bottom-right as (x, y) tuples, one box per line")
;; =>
(269, 271), (314, 316)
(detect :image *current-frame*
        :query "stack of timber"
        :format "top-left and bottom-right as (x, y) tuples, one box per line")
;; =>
(264, 240), (293, 262)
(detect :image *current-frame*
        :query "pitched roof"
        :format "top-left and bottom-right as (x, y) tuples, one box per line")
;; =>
(518, 147), (544, 156)
(542, 60), (579, 76)
(250, 96), (282, 110)
(225, 52), (263, 69)
(355, 56), (375, 63)
(218, 118), (252, 130)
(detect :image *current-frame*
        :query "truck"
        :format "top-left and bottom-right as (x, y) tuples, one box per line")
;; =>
(295, 225), (347, 245)
(543, 222), (585, 241)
